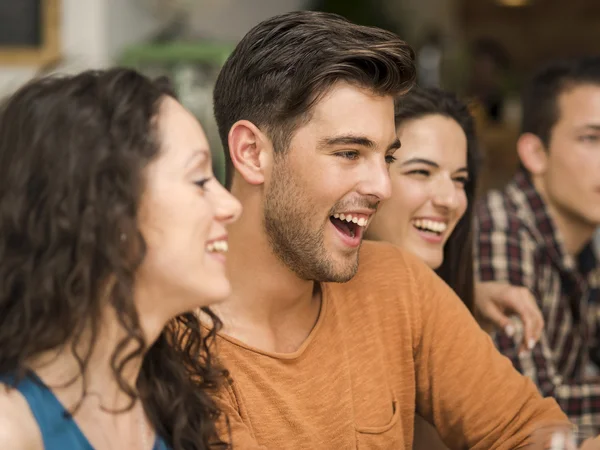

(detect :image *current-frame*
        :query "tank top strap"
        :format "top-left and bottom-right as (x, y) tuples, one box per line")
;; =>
(1, 372), (171, 449)
(0, 372), (92, 449)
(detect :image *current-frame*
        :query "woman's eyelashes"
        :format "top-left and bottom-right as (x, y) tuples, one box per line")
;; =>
(406, 169), (430, 177)
(454, 175), (469, 186)
(194, 177), (212, 190)
(405, 169), (469, 187)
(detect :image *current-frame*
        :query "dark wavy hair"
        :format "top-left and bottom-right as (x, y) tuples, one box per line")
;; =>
(0, 68), (228, 449)
(394, 86), (481, 311)
(521, 55), (600, 147)
(213, 10), (416, 189)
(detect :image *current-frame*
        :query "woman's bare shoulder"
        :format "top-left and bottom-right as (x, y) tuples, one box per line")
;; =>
(0, 383), (43, 449)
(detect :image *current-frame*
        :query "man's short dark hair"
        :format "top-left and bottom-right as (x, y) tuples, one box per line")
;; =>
(213, 10), (416, 188)
(522, 55), (600, 146)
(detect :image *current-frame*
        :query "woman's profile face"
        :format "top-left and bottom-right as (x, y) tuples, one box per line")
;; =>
(136, 97), (241, 318)
(366, 114), (468, 269)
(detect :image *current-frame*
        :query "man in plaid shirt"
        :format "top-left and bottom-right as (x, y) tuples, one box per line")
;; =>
(475, 56), (600, 438)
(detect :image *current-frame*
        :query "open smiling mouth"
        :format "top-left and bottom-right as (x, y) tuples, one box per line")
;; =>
(329, 213), (368, 239)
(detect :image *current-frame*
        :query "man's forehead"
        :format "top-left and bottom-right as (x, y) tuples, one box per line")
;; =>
(558, 83), (600, 118)
(306, 86), (395, 133)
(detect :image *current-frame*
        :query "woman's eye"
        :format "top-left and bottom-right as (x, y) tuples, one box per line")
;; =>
(454, 176), (469, 186)
(407, 169), (430, 177)
(385, 154), (397, 164)
(194, 177), (212, 190)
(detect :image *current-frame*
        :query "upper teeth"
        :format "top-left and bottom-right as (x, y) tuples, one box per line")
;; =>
(412, 219), (447, 233)
(207, 240), (228, 253)
(332, 213), (367, 227)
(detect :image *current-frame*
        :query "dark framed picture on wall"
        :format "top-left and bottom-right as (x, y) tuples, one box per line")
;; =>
(0, 0), (60, 65)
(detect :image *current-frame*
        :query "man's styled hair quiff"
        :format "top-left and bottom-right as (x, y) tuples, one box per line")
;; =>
(213, 10), (416, 188)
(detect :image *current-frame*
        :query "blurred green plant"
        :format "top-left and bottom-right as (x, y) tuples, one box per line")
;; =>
(120, 42), (233, 184)
(306, 0), (401, 33)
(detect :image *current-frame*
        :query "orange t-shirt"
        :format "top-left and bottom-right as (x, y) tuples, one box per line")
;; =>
(213, 242), (568, 449)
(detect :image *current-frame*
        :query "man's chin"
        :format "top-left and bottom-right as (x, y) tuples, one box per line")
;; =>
(320, 252), (360, 283)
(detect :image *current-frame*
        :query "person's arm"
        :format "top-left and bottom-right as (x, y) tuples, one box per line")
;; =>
(473, 280), (544, 349)
(410, 260), (570, 449)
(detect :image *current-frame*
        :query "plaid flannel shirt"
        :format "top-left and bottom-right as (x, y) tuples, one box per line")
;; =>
(474, 169), (600, 438)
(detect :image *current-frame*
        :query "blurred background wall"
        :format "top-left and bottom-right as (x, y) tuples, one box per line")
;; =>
(1, 0), (600, 191)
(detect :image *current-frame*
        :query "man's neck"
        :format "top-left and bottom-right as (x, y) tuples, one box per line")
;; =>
(214, 203), (322, 353)
(533, 177), (596, 256)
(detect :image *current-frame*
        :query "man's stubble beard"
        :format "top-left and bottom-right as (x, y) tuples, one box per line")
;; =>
(263, 158), (359, 283)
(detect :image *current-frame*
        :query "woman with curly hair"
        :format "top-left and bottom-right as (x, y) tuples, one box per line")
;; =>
(0, 68), (241, 449)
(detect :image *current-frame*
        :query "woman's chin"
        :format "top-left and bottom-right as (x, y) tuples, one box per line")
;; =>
(195, 279), (232, 307)
(411, 250), (443, 270)
(407, 243), (444, 270)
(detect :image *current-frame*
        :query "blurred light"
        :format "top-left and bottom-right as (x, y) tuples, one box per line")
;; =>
(495, 0), (531, 6)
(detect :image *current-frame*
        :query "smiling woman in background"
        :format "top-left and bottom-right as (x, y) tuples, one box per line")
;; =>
(0, 68), (241, 450)
(365, 86), (544, 449)
(367, 86), (542, 342)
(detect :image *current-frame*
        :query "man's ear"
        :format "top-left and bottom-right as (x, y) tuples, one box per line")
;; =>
(517, 132), (548, 175)
(228, 120), (272, 186)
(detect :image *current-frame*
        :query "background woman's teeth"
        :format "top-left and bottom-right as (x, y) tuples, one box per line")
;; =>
(412, 219), (447, 233)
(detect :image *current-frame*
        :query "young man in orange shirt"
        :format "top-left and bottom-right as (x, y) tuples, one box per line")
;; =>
(208, 10), (578, 449)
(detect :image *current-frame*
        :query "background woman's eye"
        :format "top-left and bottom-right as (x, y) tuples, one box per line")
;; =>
(336, 151), (359, 160)
(385, 154), (397, 164)
(194, 177), (212, 190)
(408, 169), (430, 177)
(455, 176), (469, 186)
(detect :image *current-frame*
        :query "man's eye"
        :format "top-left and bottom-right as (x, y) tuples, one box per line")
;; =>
(335, 151), (359, 160)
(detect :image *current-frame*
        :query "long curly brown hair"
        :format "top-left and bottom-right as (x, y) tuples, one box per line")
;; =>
(0, 68), (228, 449)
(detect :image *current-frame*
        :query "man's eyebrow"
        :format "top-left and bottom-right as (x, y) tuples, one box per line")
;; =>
(318, 134), (376, 149)
(318, 135), (401, 152)
(387, 138), (401, 152)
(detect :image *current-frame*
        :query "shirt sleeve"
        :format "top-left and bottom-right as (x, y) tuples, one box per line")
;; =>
(497, 316), (600, 438)
(409, 257), (570, 450)
(214, 382), (269, 450)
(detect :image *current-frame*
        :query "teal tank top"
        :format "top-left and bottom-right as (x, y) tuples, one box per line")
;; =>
(2, 372), (170, 449)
